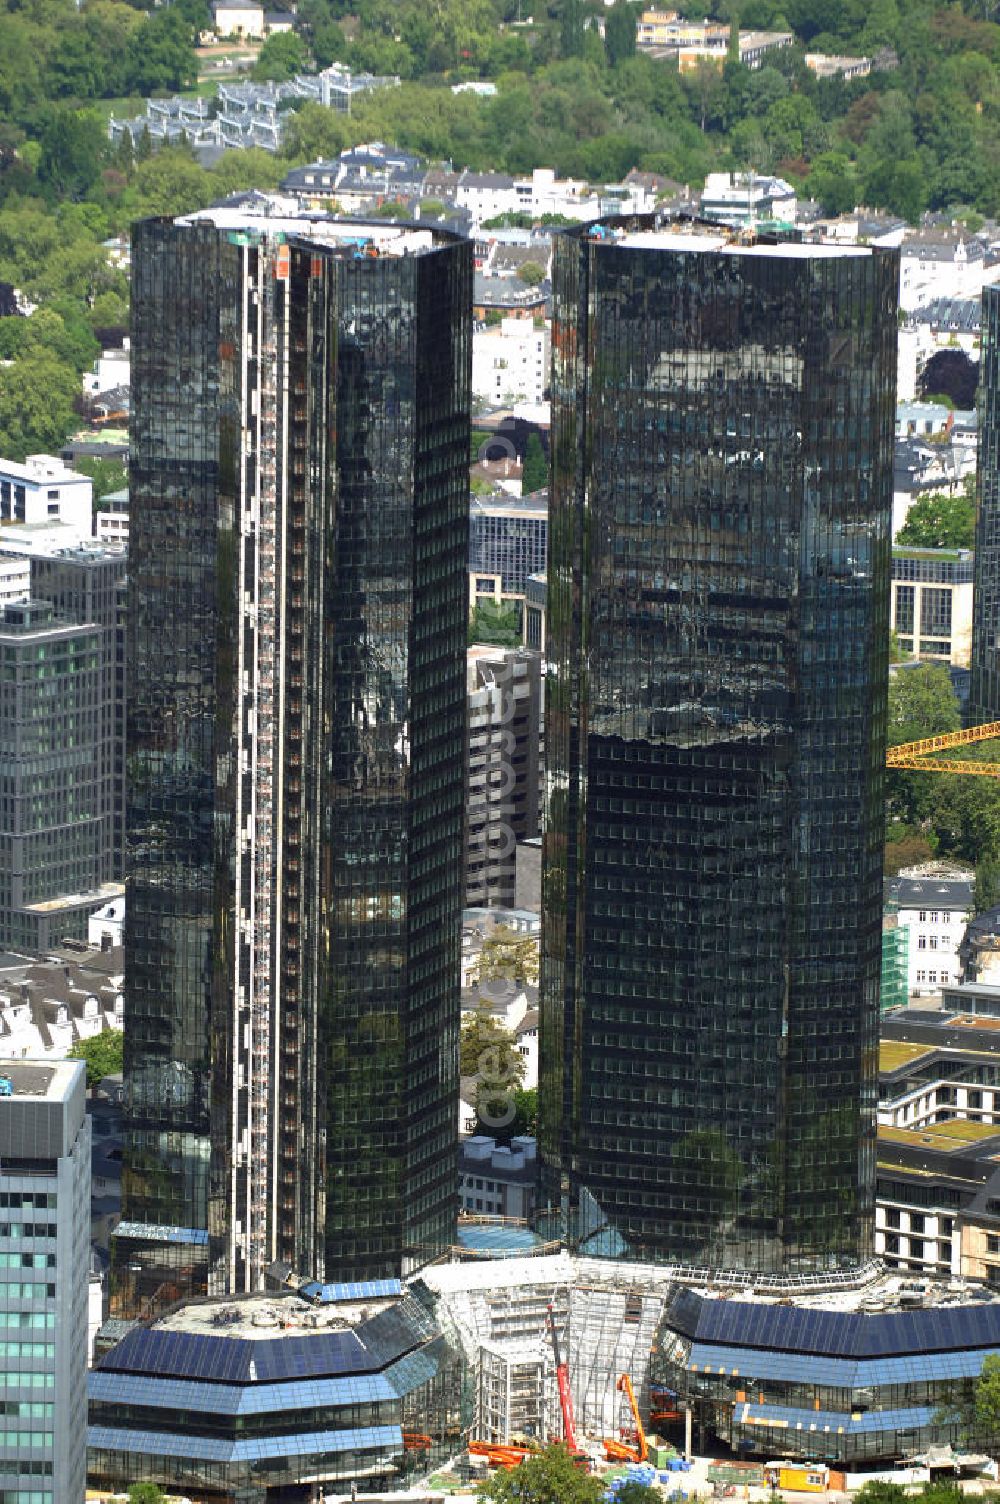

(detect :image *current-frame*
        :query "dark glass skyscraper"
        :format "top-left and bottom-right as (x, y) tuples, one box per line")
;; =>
(117, 206), (470, 1311)
(972, 286), (1000, 722)
(539, 220), (897, 1272)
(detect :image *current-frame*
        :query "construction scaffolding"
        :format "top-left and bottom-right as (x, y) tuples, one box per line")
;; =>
(476, 1342), (553, 1445)
(418, 1252), (888, 1453)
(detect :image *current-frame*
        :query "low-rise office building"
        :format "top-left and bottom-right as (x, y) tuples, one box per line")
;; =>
(459, 1136), (537, 1221)
(0, 601), (122, 951)
(876, 997), (1000, 1279)
(891, 547), (974, 667)
(0, 454), (92, 541)
(469, 493), (548, 613)
(652, 1280), (1000, 1464)
(88, 1284), (463, 1502)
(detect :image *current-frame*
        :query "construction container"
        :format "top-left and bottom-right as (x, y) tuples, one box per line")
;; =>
(763, 1464), (828, 1493)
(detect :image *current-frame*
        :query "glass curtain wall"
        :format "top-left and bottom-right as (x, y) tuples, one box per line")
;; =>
(539, 221), (897, 1272)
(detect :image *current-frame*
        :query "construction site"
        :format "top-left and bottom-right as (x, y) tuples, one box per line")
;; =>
(409, 1251), (1000, 1482)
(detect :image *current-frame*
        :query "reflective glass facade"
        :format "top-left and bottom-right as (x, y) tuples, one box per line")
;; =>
(653, 1286), (1000, 1464)
(972, 286), (1000, 721)
(88, 1289), (467, 1501)
(539, 221), (897, 1271)
(119, 212), (470, 1309)
(0, 602), (106, 953)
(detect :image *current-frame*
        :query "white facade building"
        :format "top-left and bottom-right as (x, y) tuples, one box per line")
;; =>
(511, 167), (599, 222)
(88, 896), (124, 951)
(893, 865), (974, 996)
(0, 455), (93, 542)
(700, 171), (797, 226)
(472, 317), (550, 407)
(899, 235), (1000, 313)
(0, 1057), (90, 1502)
(211, 0), (264, 36)
(95, 489), (129, 547)
(83, 342), (130, 397)
(0, 555), (30, 607)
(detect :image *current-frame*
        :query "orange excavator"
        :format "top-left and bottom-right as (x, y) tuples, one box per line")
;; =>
(603, 1373), (648, 1464)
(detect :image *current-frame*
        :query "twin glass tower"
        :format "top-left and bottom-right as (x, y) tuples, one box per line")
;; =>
(117, 209), (471, 1309)
(117, 208), (897, 1309)
(540, 224), (897, 1271)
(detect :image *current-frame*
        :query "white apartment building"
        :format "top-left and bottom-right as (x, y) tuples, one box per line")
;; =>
(893, 865), (974, 996)
(95, 488), (129, 547)
(899, 234), (1000, 312)
(472, 317), (550, 407)
(0, 455), (93, 541)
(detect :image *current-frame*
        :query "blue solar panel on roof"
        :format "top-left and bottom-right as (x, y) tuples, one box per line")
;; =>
(672, 1291), (1000, 1360)
(99, 1325), (385, 1383)
(314, 1279), (402, 1302)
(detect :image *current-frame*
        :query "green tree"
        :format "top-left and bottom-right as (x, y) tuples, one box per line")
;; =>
(884, 830), (935, 876)
(518, 259), (546, 287)
(473, 925), (540, 986)
(973, 1352), (1000, 1436)
(69, 1029), (124, 1090)
(615, 1485), (664, 1504)
(896, 489), (976, 550)
(976, 855), (1000, 915)
(126, 9), (198, 95)
(128, 1486), (167, 1504)
(281, 99), (354, 160)
(76, 456), (128, 507)
(508, 1085), (538, 1137)
(852, 1483), (909, 1504)
(805, 150), (858, 214)
(522, 432), (548, 492)
(0, 348), (80, 461)
(888, 664), (961, 748)
(559, 0), (588, 61)
(469, 600), (521, 648)
(605, 0), (637, 66)
(479, 1444), (604, 1504)
(252, 30), (310, 81)
(36, 108), (105, 202)
(460, 1007), (526, 1100)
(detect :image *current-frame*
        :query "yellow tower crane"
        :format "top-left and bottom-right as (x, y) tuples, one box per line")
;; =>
(886, 721), (1000, 776)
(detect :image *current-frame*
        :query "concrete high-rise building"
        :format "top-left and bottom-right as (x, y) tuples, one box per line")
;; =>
(25, 544), (127, 880)
(539, 219), (898, 1271)
(116, 204), (470, 1313)
(0, 600), (120, 951)
(0, 1057), (90, 1503)
(465, 647), (543, 909)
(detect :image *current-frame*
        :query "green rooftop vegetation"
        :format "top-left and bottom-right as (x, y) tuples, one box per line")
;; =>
(878, 1120), (1000, 1153)
(879, 1040), (934, 1072)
